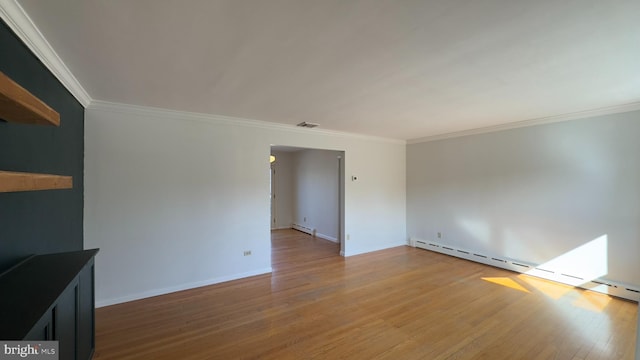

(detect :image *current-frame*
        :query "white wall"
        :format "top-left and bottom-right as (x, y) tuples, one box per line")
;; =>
(85, 102), (406, 306)
(271, 150), (294, 229)
(292, 149), (341, 241)
(407, 110), (640, 289)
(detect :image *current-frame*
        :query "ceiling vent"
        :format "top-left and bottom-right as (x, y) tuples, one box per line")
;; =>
(296, 121), (319, 128)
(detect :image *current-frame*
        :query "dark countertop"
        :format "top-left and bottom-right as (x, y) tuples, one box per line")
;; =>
(0, 249), (99, 339)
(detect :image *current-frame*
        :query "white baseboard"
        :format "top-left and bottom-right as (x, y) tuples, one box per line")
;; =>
(316, 232), (338, 243)
(292, 223), (315, 236)
(96, 267), (272, 308)
(291, 225), (338, 243)
(271, 226), (291, 230)
(411, 237), (640, 302)
(344, 241), (407, 257)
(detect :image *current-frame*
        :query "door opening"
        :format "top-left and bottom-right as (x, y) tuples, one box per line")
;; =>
(269, 146), (345, 256)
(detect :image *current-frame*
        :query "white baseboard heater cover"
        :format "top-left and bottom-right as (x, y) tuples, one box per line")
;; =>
(292, 223), (316, 237)
(411, 237), (640, 302)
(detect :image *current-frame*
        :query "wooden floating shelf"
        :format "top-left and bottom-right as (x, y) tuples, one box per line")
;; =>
(0, 72), (71, 192)
(0, 71), (60, 126)
(0, 171), (72, 193)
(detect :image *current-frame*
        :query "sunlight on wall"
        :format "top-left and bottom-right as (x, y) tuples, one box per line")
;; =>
(459, 218), (491, 245)
(474, 235), (615, 354)
(502, 227), (550, 261)
(528, 235), (608, 287)
(476, 234), (611, 311)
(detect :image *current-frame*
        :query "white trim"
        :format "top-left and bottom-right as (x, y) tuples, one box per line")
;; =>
(88, 100), (406, 144)
(2, 0), (639, 141)
(271, 226), (292, 231)
(95, 267), (272, 308)
(0, 0), (92, 107)
(343, 241), (407, 257)
(316, 232), (338, 243)
(408, 101), (640, 144)
(291, 223), (315, 236)
(412, 237), (640, 302)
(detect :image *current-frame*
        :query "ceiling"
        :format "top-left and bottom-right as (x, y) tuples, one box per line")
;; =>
(14, 0), (640, 140)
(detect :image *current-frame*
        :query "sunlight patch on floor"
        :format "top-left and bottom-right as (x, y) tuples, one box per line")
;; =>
(517, 274), (573, 300)
(571, 291), (612, 312)
(481, 277), (530, 293)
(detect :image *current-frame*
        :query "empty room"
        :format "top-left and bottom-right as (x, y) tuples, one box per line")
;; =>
(0, 1), (638, 359)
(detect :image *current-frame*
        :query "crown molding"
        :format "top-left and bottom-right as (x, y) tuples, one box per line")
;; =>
(88, 100), (406, 145)
(3, 0), (635, 142)
(0, 0), (92, 107)
(408, 101), (640, 144)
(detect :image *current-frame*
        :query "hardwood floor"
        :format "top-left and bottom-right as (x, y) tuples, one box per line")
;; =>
(94, 229), (638, 359)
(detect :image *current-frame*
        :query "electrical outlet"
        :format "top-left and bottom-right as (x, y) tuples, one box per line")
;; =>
(437, 232), (442, 239)
(303, 217), (306, 222)
(243, 250), (252, 256)
(346, 234), (350, 240)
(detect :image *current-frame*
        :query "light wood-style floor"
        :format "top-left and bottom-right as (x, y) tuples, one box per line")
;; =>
(94, 229), (638, 359)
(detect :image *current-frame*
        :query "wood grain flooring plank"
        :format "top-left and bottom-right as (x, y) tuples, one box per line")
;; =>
(94, 229), (638, 359)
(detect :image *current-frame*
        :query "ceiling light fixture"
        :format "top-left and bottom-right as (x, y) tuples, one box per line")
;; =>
(296, 121), (319, 128)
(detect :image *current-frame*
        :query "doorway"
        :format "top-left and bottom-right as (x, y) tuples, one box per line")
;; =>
(270, 146), (345, 256)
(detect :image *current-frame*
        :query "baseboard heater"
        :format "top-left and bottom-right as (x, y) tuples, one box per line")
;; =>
(292, 223), (316, 237)
(411, 238), (640, 302)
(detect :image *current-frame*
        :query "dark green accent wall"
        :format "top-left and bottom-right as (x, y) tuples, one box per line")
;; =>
(0, 19), (84, 273)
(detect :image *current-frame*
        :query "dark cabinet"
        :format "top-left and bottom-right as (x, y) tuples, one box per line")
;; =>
(0, 249), (98, 360)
